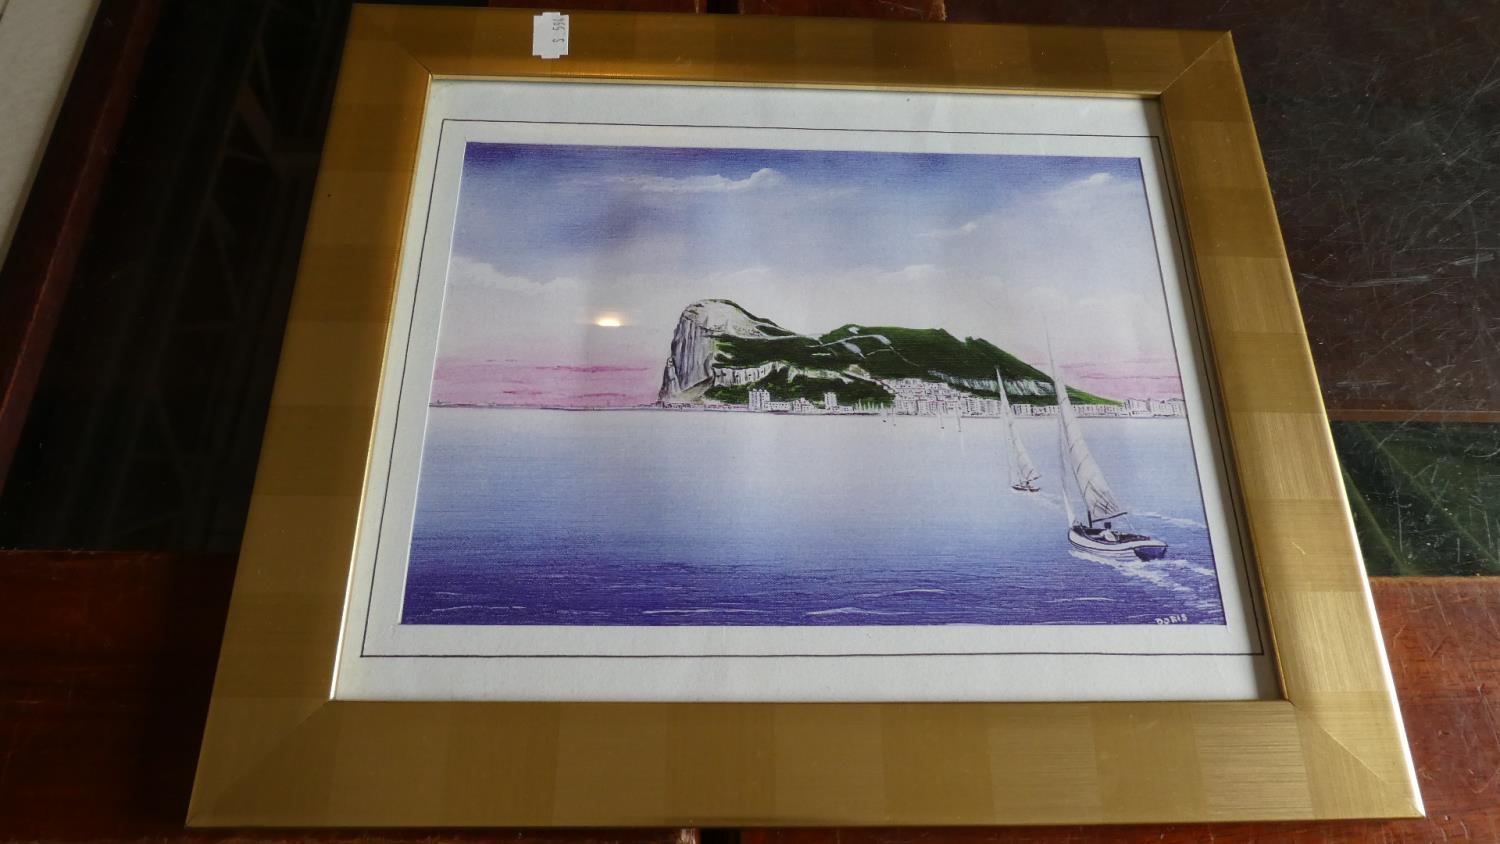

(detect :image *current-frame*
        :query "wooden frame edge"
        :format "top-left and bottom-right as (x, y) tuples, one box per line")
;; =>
(1159, 32), (1421, 819)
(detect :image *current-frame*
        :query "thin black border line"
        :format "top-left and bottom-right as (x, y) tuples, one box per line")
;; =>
(357, 115), (1265, 663)
(359, 118), (452, 658)
(1131, 148), (1226, 614)
(439, 117), (1159, 140)
(1147, 135), (1269, 653)
(1136, 134), (1266, 654)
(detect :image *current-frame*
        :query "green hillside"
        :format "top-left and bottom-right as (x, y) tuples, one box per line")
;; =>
(708, 311), (1115, 406)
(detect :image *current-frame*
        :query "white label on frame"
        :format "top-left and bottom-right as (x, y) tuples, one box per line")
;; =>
(532, 12), (569, 60)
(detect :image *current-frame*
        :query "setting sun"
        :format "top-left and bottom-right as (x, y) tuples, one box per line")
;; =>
(594, 315), (623, 327)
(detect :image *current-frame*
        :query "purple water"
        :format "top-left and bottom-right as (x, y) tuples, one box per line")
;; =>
(400, 407), (1228, 626)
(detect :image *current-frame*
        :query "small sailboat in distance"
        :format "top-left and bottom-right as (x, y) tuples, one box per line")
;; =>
(997, 368), (1040, 493)
(1050, 359), (1168, 560)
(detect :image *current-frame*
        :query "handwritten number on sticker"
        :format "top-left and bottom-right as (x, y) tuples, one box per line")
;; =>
(533, 12), (569, 60)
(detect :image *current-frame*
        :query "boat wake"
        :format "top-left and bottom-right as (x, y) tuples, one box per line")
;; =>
(1032, 491), (1070, 515)
(1135, 511), (1208, 530)
(1157, 558), (1216, 577)
(1069, 549), (1196, 594)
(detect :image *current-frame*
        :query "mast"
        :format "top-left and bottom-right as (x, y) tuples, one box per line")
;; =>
(996, 368), (1040, 488)
(1051, 365), (1125, 527)
(1055, 384), (1076, 525)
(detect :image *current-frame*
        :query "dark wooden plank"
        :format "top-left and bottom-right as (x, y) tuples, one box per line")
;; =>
(0, 550), (235, 837)
(937, 0), (1500, 419)
(1333, 422), (1500, 576)
(0, 0), (163, 491)
(737, 0), (943, 20)
(488, 0), (707, 13)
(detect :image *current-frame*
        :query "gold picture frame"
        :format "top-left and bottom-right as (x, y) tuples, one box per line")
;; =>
(189, 4), (1421, 826)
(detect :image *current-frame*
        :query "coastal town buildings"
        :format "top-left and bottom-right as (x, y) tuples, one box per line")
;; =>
(736, 378), (1186, 418)
(1151, 397), (1186, 417)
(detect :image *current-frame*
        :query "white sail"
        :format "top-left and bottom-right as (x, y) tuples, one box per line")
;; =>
(1052, 371), (1124, 525)
(996, 369), (1040, 487)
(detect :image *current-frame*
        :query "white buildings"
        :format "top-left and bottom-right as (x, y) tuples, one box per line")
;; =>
(736, 375), (1187, 419)
(1150, 397), (1186, 417)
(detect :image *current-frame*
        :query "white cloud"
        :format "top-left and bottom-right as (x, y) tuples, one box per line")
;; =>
(799, 184), (861, 203)
(919, 220), (980, 239)
(1045, 171), (1132, 212)
(596, 167), (786, 194)
(447, 256), (549, 293)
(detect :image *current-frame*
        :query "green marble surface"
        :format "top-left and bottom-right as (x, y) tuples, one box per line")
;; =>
(1333, 422), (1500, 576)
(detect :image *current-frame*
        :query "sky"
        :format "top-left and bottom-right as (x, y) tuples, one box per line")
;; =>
(430, 142), (1185, 407)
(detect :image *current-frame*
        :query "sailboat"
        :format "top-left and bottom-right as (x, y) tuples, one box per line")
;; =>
(996, 368), (1040, 493)
(1051, 364), (1167, 560)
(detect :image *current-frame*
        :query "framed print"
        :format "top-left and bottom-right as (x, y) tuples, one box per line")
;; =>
(338, 81), (1274, 705)
(190, 5), (1421, 827)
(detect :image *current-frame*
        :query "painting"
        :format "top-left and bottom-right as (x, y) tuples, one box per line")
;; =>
(398, 140), (1229, 630)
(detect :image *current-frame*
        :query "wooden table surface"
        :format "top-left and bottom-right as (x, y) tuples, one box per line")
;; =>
(0, 551), (1495, 842)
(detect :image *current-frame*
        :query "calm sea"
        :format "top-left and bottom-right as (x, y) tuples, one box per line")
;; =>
(401, 407), (1229, 626)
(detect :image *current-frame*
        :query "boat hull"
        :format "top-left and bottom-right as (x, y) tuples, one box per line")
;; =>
(1068, 526), (1168, 561)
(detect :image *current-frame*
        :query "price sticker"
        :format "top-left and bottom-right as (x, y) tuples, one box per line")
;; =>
(532, 12), (569, 60)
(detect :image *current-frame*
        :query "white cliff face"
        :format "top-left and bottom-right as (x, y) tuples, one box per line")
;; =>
(658, 311), (713, 401)
(1012, 379), (1053, 397)
(936, 373), (1051, 397)
(658, 300), (790, 403)
(682, 299), (782, 338)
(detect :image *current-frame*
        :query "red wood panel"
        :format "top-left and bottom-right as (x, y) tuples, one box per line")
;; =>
(0, 552), (1493, 841)
(0, 550), (686, 842)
